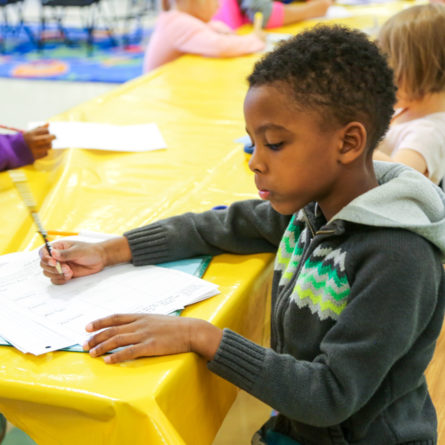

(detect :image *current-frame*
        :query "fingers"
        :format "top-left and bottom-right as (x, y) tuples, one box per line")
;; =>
(29, 135), (56, 159)
(32, 134), (56, 146)
(103, 345), (147, 364)
(86, 314), (139, 333)
(51, 242), (83, 262)
(86, 331), (140, 358)
(83, 314), (146, 362)
(39, 241), (75, 283)
(32, 147), (51, 160)
(40, 259), (72, 284)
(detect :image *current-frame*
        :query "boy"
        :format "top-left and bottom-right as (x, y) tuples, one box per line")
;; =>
(41, 26), (445, 444)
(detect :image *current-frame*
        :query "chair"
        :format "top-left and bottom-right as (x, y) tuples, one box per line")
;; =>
(0, 413), (5, 444)
(38, 0), (115, 54)
(0, 0), (35, 52)
(101, 0), (158, 46)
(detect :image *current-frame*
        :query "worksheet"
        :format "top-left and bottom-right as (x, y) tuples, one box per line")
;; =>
(0, 242), (218, 355)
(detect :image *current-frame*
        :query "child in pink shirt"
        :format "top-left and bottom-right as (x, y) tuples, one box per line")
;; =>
(213, 0), (332, 30)
(143, 0), (266, 72)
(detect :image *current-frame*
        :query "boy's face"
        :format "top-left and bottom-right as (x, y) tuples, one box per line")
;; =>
(244, 85), (345, 216)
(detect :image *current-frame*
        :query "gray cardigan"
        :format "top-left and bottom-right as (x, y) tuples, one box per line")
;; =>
(125, 163), (445, 445)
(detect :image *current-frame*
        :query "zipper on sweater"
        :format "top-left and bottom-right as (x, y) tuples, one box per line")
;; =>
(274, 210), (338, 350)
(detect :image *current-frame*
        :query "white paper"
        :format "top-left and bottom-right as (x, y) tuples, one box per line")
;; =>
(324, 5), (352, 18)
(29, 121), (167, 152)
(0, 241), (219, 355)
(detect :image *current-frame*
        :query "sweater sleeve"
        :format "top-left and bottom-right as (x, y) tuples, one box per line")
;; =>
(172, 13), (265, 57)
(124, 199), (290, 265)
(208, 229), (445, 427)
(0, 133), (34, 171)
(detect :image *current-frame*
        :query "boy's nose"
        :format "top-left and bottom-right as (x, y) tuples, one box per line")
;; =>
(248, 146), (263, 173)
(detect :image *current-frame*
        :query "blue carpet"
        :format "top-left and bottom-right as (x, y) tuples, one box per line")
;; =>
(0, 24), (151, 83)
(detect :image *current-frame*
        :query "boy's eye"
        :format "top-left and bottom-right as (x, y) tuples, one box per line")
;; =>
(265, 142), (283, 151)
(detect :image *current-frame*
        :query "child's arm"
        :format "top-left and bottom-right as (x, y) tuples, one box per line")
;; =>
(374, 148), (428, 176)
(124, 199), (289, 266)
(0, 133), (35, 171)
(172, 13), (266, 58)
(375, 122), (444, 181)
(208, 20), (234, 34)
(390, 149), (428, 176)
(206, 230), (444, 425)
(280, 0), (332, 25)
(40, 200), (290, 283)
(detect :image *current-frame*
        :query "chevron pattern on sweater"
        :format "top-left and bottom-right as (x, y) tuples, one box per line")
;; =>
(291, 246), (350, 321)
(275, 212), (306, 286)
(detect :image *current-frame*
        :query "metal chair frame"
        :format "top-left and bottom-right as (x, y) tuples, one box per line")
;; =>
(0, 0), (35, 52)
(38, 0), (116, 54)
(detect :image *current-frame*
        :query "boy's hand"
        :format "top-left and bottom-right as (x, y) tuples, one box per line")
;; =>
(23, 124), (56, 160)
(39, 241), (107, 284)
(39, 236), (132, 285)
(84, 314), (223, 363)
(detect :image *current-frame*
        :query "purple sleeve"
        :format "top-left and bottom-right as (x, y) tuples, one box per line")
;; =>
(0, 133), (34, 171)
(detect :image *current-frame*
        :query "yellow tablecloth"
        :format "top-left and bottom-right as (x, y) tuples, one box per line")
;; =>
(0, 3), (417, 444)
(0, 54), (275, 445)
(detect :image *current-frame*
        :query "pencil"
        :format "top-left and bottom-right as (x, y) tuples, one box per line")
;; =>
(0, 123), (25, 133)
(9, 170), (63, 275)
(254, 12), (263, 32)
(47, 230), (79, 237)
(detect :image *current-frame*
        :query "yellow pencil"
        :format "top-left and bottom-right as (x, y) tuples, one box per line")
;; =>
(254, 11), (263, 32)
(47, 230), (79, 237)
(9, 170), (63, 274)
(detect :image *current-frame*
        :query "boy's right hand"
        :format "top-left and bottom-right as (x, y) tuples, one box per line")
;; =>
(39, 241), (107, 285)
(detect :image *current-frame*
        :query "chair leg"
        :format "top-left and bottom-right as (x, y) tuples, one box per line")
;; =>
(0, 413), (6, 444)
(17, 2), (36, 46)
(37, 4), (46, 50)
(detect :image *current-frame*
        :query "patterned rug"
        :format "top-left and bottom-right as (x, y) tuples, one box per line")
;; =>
(0, 25), (151, 83)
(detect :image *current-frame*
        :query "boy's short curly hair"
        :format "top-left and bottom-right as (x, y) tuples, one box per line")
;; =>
(248, 25), (396, 152)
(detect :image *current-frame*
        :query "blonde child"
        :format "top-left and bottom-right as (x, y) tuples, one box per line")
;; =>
(41, 26), (445, 444)
(0, 124), (55, 172)
(375, 4), (445, 185)
(213, 0), (332, 30)
(143, 0), (266, 72)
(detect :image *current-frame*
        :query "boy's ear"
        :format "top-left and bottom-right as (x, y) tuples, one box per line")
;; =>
(337, 122), (368, 164)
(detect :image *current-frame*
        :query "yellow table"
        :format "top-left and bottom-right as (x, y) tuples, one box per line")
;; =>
(0, 54), (275, 445)
(0, 3), (421, 444)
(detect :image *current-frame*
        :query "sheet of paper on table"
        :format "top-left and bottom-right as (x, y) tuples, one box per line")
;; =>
(29, 121), (166, 152)
(0, 233), (218, 356)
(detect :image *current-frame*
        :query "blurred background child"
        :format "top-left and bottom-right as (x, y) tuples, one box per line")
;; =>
(374, 4), (445, 185)
(0, 124), (55, 172)
(213, 0), (332, 30)
(144, 0), (266, 72)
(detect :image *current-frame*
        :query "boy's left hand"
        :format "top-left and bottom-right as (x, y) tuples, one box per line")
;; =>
(84, 313), (223, 363)
(23, 124), (56, 160)
(84, 314), (194, 363)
